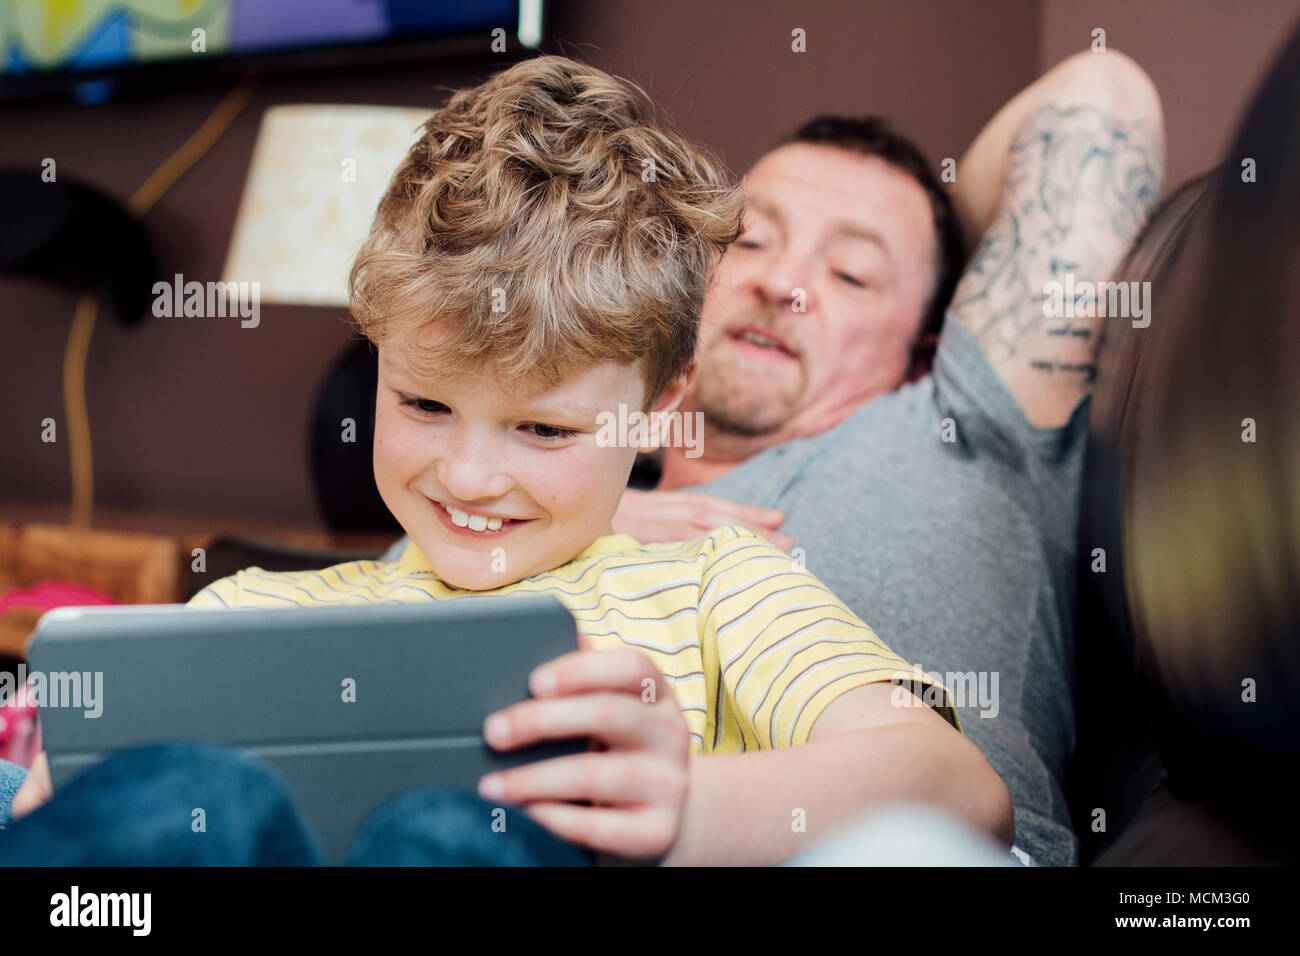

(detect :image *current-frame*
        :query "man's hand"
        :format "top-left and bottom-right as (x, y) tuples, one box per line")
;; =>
(11, 751), (51, 820)
(477, 634), (691, 862)
(614, 487), (792, 550)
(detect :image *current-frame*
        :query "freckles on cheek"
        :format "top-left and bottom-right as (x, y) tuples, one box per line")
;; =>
(532, 449), (611, 514)
(374, 410), (425, 480)
(575, 449), (630, 508)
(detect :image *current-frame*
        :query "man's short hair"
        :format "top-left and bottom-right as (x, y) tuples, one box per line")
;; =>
(779, 116), (964, 339)
(350, 55), (745, 409)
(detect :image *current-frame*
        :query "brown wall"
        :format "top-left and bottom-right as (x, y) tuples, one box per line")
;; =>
(0, 57), (489, 532)
(0, 0), (1290, 534)
(1041, 0), (1300, 189)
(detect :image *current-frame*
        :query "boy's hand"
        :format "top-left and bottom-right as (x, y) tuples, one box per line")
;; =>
(12, 751), (52, 820)
(478, 634), (691, 863)
(615, 487), (792, 550)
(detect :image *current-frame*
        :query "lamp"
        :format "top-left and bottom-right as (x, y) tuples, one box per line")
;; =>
(221, 104), (431, 305)
(222, 103), (430, 532)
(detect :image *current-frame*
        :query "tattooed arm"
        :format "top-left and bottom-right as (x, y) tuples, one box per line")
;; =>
(949, 51), (1165, 427)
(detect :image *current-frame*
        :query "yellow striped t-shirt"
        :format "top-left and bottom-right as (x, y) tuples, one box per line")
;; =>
(188, 526), (959, 752)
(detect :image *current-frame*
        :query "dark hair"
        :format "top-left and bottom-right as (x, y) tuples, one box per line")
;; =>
(779, 116), (964, 339)
(1071, 170), (1214, 861)
(1078, 17), (1300, 857)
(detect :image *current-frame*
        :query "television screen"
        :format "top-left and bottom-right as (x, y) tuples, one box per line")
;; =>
(0, 0), (540, 100)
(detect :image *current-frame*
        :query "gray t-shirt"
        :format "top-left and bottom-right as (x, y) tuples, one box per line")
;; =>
(691, 315), (1087, 866)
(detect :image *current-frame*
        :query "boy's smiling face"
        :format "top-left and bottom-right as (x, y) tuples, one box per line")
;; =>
(374, 326), (676, 590)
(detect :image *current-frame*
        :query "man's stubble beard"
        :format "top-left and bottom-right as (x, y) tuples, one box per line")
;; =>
(689, 335), (807, 439)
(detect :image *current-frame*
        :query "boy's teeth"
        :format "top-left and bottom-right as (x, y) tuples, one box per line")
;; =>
(443, 502), (506, 532)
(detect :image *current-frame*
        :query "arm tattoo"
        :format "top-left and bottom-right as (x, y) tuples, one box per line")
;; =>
(953, 104), (1164, 383)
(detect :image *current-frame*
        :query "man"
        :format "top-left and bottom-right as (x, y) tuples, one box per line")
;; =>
(617, 50), (1164, 865)
(380, 50), (1165, 864)
(615, 110), (963, 546)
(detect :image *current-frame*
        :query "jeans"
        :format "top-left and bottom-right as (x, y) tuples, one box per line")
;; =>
(0, 743), (594, 866)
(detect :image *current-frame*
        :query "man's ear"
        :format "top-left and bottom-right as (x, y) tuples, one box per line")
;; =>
(906, 333), (939, 383)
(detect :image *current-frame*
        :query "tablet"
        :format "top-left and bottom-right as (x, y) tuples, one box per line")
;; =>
(27, 595), (586, 862)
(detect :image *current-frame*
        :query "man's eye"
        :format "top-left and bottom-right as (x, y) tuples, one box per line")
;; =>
(523, 423), (577, 442)
(401, 397), (448, 415)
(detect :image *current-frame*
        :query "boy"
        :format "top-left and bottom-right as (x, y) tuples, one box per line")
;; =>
(11, 56), (1012, 865)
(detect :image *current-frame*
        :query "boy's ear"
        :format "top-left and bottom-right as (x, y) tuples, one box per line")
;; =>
(652, 362), (695, 416)
(636, 363), (695, 453)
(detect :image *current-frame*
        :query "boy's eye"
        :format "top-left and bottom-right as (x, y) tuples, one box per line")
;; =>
(400, 396), (449, 415)
(836, 271), (866, 288)
(522, 423), (577, 442)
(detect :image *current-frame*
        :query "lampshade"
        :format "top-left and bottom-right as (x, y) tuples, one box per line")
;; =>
(221, 104), (431, 307)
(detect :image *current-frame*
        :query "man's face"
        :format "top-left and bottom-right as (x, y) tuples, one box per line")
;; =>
(374, 328), (649, 590)
(690, 142), (939, 442)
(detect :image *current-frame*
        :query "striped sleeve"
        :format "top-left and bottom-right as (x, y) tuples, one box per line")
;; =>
(186, 572), (242, 609)
(698, 527), (960, 749)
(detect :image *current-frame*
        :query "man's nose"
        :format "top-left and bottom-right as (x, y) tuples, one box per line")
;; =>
(435, 428), (513, 503)
(754, 248), (815, 314)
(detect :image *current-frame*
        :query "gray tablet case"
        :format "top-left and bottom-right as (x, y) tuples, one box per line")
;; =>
(27, 596), (586, 862)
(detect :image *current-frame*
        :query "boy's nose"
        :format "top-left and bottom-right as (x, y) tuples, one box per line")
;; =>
(435, 435), (514, 504)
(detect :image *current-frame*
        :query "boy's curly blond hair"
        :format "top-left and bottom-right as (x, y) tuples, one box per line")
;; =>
(349, 55), (745, 409)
